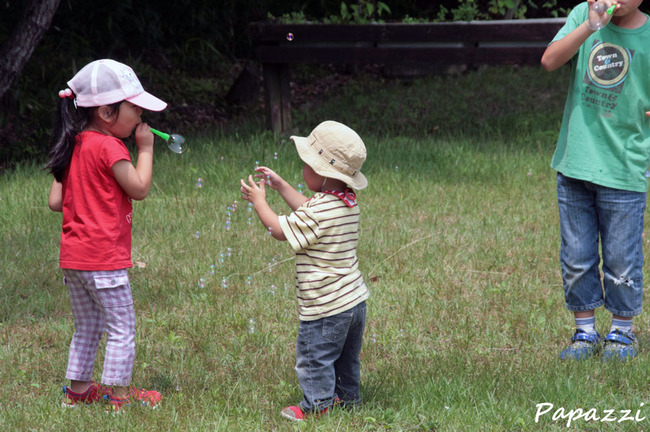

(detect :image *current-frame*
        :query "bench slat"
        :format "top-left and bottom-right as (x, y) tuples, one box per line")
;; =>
(250, 19), (566, 44)
(256, 46), (548, 65)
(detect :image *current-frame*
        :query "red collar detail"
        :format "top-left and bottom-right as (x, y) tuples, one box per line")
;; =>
(321, 189), (357, 207)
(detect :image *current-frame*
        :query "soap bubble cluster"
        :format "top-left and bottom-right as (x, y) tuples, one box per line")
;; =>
(190, 159), (294, 328)
(196, 246), (235, 288)
(224, 202), (238, 231)
(247, 202), (254, 225)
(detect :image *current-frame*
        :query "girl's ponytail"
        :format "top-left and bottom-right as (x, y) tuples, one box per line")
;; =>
(46, 93), (91, 182)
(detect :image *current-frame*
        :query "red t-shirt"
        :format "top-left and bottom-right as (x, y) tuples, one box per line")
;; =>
(59, 131), (133, 270)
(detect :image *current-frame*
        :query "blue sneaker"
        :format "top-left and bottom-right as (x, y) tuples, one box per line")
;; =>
(602, 329), (637, 362)
(559, 329), (602, 360)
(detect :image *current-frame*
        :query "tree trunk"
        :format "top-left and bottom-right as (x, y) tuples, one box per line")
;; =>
(0, 0), (61, 101)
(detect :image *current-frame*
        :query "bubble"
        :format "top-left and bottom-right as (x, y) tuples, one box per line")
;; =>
(267, 226), (273, 236)
(221, 277), (229, 288)
(219, 253), (226, 263)
(167, 134), (186, 154)
(270, 284), (277, 296)
(371, 333), (378, 343)
(297, 183), (304, 194)
(194, 231), (201, 238)
(247, 202), (253, 212)
(592, 2), (606, 13)
(589, 2), (611, 30)
(248, 318), (256, 333)
(196, 178), (204, 188)
(246, 276), (252, 286)
(209, 264), (216, 275)
(248, 217), (253, 225)
(274, 152), (278, 159)
(286, 32), (294, 42)
(227, 247), (232, 257)
(394, 166), (399, 171)
(198, 278), (205, 288)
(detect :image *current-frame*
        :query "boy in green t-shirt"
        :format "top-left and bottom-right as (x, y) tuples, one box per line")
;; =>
(542, 0), (650, 361)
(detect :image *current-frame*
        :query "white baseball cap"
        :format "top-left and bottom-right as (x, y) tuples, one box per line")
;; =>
(67, 59), (167, 111)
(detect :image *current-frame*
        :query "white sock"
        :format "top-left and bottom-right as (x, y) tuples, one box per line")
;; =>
(610, 318), (633, 334)
(575, 316), (596, 334)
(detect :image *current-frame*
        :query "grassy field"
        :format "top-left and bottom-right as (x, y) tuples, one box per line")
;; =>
(3, 65), (650, 431)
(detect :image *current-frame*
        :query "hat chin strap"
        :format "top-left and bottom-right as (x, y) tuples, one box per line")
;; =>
(320, 178), (328, 192)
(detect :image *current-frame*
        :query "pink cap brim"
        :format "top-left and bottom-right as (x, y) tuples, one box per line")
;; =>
(127, 91), (167, 112)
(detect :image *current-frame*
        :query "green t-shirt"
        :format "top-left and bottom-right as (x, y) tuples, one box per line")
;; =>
(551, 2), (650, 192)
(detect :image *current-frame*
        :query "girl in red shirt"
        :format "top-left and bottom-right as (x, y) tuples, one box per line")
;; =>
(46, 59), (166, 411)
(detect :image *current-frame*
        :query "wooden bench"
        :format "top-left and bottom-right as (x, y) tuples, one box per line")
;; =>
(250, 18), (567, 133)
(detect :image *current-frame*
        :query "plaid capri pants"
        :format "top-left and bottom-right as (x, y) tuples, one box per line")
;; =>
(63, 269), (136, 386)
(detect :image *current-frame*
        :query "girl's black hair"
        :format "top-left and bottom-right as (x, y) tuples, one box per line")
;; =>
(45, 98), (121, 182)
(46, 97), (92, 182)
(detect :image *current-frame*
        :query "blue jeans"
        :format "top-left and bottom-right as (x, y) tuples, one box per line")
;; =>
(295, 301), (366, 413)
(557, 173), (645, 317)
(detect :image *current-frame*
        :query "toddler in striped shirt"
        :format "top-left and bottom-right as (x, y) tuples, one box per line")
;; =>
(240, 120), (370, 421)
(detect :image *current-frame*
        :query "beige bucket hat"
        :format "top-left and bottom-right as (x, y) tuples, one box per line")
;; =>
(290, 121), (368, 190)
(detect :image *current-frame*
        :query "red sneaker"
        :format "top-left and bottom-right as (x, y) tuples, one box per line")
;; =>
(281, 405), (308, 421)
(62, 381), (110, 408)
(105, 387), (162, 412)
(280, 399), (339, 421)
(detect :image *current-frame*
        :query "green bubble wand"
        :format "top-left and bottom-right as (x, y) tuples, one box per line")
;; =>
(150, 127), (186, 154)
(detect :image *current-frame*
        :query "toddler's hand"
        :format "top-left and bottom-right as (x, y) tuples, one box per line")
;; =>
(134, 123), (154, 152)
(240, 175), (266, 203)
(254, 166), (282, 190)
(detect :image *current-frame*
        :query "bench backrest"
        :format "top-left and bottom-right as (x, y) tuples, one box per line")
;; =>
(251, 19), (567, 66)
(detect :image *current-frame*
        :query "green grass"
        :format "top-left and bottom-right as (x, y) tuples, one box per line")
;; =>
(2, 65), (650, 431)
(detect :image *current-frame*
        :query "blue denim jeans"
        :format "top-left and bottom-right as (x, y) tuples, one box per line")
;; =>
(295, 301), (366, 413)
(557, 173), (645, 317)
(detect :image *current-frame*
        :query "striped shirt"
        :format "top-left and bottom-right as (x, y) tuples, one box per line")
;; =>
(278, 192), (369, 321)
